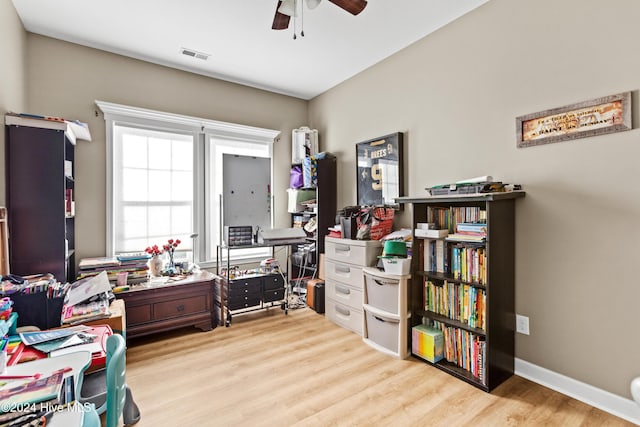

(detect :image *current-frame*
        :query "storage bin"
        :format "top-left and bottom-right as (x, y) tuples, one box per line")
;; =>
(412, 324), (444, 363)
(363, 306), (402, 354)
(381, 257), (411, 275)
(364, 273), (401, 315)
(8, 292), (65, 329)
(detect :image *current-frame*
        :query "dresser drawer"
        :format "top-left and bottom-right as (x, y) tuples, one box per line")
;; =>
(325, 237), (382, 266)
(229, 277), (262, 293)
(127, 304), (152, 326)
(153, 295), (209, 320)
(326, 298), (363, 335)
(228, 294), (262, 310)
(263, 287), (285, 303)
(325, 259), (365, 289)
(263, 274), (285, 291)
(325, 280), (362, 310)
(228, 285), (262, 299)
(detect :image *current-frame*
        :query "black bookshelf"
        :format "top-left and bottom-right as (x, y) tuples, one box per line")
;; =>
(397, 191), (525, 392)
(5, 118), (76, 283)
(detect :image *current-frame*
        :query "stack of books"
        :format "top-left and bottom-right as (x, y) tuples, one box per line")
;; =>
(446, 222), (487, 242)
(77, 253), (151, 286)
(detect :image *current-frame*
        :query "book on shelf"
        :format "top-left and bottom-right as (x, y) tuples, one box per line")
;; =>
(415, 228), (449, 239)
(78, 257), (120, 270)
(446, 233), (486, 243)
(435, 240), (446, 273)
(455, 222), (487, 235)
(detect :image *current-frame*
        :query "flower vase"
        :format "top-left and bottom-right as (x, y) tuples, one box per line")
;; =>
(166, 251), (176, 275)
(149, 255), (163, 277)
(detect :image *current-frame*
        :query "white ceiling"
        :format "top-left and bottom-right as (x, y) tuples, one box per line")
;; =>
(12, 0), (488, 100)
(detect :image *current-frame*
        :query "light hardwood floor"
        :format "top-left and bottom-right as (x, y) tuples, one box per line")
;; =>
(125, 307), (633, 426)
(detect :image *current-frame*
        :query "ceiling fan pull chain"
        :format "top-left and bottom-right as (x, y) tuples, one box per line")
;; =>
(301, 1), (305, 37)
(293, 0), (297, 39)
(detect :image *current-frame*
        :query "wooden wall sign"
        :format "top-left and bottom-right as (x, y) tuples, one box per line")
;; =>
(516, 92), (631, 148)
(356, 132), (404, 208)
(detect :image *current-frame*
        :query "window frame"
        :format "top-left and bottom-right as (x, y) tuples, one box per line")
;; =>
(97, 100), (280, 267)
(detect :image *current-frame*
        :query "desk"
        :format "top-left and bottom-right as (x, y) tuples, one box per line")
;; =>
(3, 351), (92, 426)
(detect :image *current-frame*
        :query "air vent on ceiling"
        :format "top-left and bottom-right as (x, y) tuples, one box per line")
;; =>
(180, 47), (210, 61)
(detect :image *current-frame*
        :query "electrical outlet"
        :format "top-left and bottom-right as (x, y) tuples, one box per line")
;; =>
(516, 314), (530, 335)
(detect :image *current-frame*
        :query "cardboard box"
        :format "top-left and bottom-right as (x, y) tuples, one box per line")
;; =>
(412, 324), (443, 363)
(318, 254), (325, 280)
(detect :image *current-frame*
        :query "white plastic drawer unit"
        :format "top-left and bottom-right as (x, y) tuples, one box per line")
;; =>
(326, 299), (363, 335)
(325, 280), (363, 308)
(325, 237), (382, 266)
(325, 259), (365, 289)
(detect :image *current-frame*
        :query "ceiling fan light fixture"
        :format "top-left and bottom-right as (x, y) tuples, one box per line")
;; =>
(278, 0), (298, 17)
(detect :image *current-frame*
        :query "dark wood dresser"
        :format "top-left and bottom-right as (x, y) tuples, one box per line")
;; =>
(116, 271), (216, 339)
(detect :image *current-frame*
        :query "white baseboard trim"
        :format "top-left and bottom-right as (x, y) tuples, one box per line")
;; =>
(515, 358), (640, 425)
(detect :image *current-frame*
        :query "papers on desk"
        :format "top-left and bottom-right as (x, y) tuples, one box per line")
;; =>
(19, 325), (89, 346)
(65, 271), (111, 308)
(61, 271), (112, 325)
(31, 332), (96, 354)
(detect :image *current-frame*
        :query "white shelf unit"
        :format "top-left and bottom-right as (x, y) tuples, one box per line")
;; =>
(362, 267), (410, 359)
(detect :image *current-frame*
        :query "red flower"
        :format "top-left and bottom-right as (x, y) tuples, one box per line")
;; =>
(145, 244), (163, 256)
(145, 238), (180, 257)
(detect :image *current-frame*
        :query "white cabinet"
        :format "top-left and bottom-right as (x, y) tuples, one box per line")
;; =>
(324, 237), (382, 336)
(362, 267), (410, 359)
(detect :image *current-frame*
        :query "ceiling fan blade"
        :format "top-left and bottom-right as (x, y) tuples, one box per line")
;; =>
(306, 0), (322, 9)
(278, 0), (298, 16)
(272, 1), (291, 29)
(327, 0), (367, 15)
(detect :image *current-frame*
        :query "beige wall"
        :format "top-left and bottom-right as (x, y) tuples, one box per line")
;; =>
(0, 1), (27, 205)
(24, 34), (308, 263)
(309, 0), (640, 398)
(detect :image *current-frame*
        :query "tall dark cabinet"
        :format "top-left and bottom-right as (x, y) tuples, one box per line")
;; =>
(5, 115), (77, 283)
(290, 155), (337, 280)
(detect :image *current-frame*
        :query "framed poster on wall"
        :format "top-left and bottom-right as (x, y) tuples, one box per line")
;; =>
(356, 132), (404, 208)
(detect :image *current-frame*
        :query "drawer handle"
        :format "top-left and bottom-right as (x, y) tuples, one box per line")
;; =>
(176, 304), (185, 312)
(335, 265), (351, 274)
(335, 244), (351, 253)
(336, 285), (351, 295)
(374, 279), (395, 287)
(335, 306), (350, 316)
(373, 316), (387, 323)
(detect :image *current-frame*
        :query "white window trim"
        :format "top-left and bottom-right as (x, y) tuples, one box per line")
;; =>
(96, 100), (280, 263)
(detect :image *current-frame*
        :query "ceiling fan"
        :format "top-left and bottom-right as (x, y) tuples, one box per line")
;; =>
(272, 0), (368, 32)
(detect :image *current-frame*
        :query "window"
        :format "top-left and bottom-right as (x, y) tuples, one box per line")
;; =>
(97, 101), (279, 267)
(113, 125), (195, 257)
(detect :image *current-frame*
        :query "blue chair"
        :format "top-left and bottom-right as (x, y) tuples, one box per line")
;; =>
(81, 334), (140, 427)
